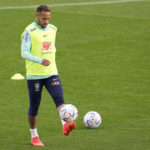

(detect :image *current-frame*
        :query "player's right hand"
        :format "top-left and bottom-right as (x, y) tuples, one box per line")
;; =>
(41, 59), (50, 66)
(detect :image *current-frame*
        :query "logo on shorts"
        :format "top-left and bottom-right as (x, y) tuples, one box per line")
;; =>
(52, 81), (60, 86)
(53, 78), (57, 81)
(35, 83), (40, 92)
(41, 42), (52, 50)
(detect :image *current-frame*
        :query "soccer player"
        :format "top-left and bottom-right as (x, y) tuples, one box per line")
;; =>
(21, 5), (76, 147)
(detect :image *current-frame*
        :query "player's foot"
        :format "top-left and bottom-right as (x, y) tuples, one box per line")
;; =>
(31, 136), (44, 147)
(63, 122), (76, 136)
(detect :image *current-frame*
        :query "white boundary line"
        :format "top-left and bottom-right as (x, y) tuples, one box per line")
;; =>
(0, 0), (149, 10)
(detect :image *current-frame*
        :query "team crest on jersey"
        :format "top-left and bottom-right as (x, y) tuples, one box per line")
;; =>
(41, 42), (52, 50)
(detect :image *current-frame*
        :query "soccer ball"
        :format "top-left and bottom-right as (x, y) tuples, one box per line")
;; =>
(59, 104), (78, 122)
(84, 111), (102, 128)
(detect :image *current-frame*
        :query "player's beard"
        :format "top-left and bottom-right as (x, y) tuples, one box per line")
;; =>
(41, 23), (48, 28)
(36, 19), (47, 28)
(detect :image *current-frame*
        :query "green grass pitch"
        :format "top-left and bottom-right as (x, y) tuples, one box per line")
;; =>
(0, 0), (150, 150)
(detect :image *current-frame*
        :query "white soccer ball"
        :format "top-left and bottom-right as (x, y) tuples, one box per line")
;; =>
(59, 104), (78, 122)
(84, 111), (102, 128)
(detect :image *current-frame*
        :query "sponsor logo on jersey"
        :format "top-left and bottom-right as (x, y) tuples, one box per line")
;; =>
(41, 42), (52, 50)
(41, 51), (52, 55)
(43, 34), (48, 37)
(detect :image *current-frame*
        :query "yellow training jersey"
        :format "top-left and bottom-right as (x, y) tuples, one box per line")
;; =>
(24, 22), (58, 76)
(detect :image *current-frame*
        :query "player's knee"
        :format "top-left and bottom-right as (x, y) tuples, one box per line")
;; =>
(53, 95), (65, 108)
(29, 109), (38, 116)
(28, 105), (39, 116)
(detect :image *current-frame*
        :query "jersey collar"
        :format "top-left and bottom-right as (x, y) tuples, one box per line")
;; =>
(33, 21), (49, 31)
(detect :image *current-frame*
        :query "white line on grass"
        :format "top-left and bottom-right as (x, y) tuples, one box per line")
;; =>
(0, 0), (149, 10)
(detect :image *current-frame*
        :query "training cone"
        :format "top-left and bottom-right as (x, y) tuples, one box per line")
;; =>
(11, 73), (25, 80)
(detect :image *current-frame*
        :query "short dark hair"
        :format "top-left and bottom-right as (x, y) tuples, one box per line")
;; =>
(36, 5), (51, 13)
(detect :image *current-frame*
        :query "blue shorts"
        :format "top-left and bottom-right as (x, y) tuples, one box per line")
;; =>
(27, 75), (65, 116)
